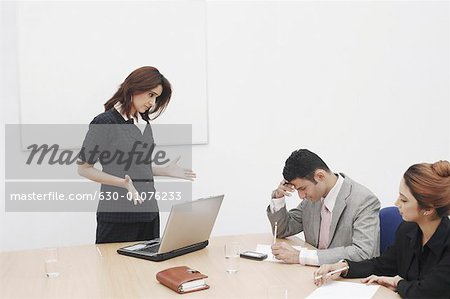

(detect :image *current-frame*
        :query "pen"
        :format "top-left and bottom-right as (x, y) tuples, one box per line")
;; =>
(271, 221), (278, 260)
(273, 221), (278, 244)
(96, 246), (103, 257)
(314, 266), (349, 280)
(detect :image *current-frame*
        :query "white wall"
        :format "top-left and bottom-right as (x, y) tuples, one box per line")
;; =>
(16, 1), (209, 144)
(1, 0), (449, 251)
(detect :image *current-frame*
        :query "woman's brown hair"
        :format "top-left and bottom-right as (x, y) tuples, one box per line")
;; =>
(404, 160), (450, 217)
(104, 66), (172, 121)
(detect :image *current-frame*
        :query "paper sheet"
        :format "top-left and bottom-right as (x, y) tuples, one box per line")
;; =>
(306, 281), (379, 299)
(255, 244), (305, 263)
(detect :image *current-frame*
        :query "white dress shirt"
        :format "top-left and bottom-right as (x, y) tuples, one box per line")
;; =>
(114, 103), (147, 134)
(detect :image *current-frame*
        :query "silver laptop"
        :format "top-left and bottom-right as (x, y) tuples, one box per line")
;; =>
(117, 195), (224, 261)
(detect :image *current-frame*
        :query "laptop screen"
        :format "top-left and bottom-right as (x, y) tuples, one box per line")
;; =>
(158, 195), (224, 253)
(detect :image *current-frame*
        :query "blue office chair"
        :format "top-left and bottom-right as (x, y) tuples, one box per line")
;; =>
(379, 206), (403, 255)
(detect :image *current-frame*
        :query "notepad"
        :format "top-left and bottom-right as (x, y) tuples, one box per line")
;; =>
(255, 244), (305, 263)
(156, 266), (209, 294)
(306, 281), (379, 299)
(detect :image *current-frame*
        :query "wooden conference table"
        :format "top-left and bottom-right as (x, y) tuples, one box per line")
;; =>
(0, 234), (400, 298)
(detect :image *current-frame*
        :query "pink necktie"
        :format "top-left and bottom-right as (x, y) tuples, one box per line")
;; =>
(318, 201), (332, 249)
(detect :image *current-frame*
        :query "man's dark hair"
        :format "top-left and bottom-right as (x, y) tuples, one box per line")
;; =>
(283, 149), (330, 183)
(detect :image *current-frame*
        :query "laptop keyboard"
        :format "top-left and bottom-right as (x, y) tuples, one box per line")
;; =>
(136, 244), (160, 254)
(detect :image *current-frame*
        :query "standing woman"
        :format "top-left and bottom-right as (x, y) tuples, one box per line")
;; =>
(78, 66), (195, 244)
(313, 160), (450, 298)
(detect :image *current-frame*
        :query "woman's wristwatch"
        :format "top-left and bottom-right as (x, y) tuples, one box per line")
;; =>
(338, 260), (349, 277)
(393, 275), (404, 290)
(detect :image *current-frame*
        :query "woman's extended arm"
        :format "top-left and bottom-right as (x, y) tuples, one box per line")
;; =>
(152, 156), (196, 180)
(78, 162), (143, 204)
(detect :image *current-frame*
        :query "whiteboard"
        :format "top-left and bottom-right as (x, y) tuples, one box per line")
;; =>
(17, 0), (208, 144)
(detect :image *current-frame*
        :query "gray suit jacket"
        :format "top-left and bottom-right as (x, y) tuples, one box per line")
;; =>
(267, 174), (380, 265)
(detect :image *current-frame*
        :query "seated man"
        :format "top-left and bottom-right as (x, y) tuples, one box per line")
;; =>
(268, 149), (380, 265)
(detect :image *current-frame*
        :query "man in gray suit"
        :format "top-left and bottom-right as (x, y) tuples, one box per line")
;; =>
(268, 149), (380, 265)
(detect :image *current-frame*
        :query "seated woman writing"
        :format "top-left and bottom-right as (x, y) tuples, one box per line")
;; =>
(313, 160), (450, 298)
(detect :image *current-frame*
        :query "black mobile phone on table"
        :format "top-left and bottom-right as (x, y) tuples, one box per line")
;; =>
(240, 251), (268, 261)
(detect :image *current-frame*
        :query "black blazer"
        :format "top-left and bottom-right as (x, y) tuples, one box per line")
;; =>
(80, 108), (158, 223)
(346, 217), (450, 298)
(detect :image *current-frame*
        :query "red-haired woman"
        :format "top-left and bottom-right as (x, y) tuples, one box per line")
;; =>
(314, 160), (450, 298)
(78, 66), (195, 244)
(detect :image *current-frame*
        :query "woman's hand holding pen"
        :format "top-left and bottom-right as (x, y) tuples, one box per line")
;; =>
(162, 156), (197, 181)
(124, 175), (144, 205)
(271, 180), (295, 199)
(315, 263), (402, 289)
(313, 261), (349, 286)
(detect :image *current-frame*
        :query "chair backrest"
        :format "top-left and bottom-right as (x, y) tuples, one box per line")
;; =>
(379, 206), (403, 254)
